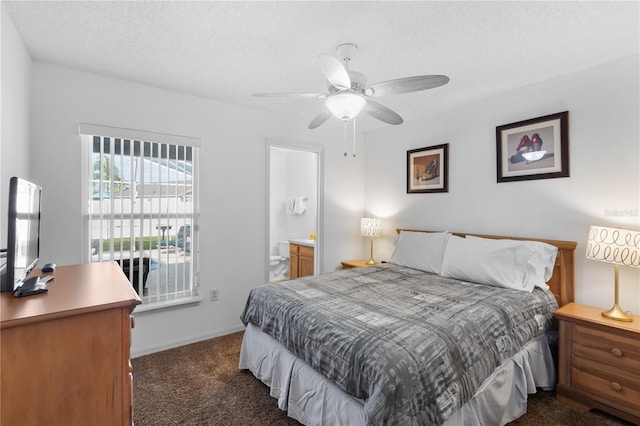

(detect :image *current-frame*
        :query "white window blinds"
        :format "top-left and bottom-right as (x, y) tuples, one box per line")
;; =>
(80, 124), (199, 305)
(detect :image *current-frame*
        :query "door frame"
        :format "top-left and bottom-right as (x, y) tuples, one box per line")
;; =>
(265, 140), (325, 282)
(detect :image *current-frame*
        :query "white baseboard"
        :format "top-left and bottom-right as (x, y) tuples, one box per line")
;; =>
(131, 324), (246, 358)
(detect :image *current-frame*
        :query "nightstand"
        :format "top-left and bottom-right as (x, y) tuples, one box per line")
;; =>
(340, 259), (376, 268)
(555, 303), (640, 424)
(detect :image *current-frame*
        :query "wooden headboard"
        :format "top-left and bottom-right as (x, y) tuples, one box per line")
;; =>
(396, 229), (577, 307)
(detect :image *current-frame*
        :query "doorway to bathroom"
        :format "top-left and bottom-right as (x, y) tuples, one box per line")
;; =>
(266, 143), (323, 283)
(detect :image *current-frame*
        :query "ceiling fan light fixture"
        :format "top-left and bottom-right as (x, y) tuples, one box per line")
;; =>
(325, 92), (367, 121)
(254, 42), (449, 129)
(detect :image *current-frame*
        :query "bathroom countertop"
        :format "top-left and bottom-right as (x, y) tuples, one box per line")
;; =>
(289, 238), (315, 248)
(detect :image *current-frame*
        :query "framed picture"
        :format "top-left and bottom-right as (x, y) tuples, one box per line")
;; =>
(496, 111), (569, 183)
(407, 143), (448, 193)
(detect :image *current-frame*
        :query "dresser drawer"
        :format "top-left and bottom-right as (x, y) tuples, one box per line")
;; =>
(573, 324), (640, 374)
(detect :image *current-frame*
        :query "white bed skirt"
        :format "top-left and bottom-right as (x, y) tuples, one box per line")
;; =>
(239, 323), (556, 426)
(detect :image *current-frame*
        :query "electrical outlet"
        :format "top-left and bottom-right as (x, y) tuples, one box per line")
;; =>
(210, 289), (219, 301)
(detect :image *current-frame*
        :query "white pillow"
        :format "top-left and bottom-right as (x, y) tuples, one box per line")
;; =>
(390, 231), (450, 274)
(519, 240), (558, 287)
(464, 236), (558, 289)
(440, 235), (533, 291)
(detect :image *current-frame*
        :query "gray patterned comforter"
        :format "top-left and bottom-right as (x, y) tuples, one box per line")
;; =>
(240, 263), (558, 425)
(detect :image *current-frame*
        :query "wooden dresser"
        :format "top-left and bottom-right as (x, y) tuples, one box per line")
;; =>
(555, 303), (640, 424)
(1, 262), (141, 426)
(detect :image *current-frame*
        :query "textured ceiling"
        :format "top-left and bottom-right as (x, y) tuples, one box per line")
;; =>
(5, 1), (639, 131)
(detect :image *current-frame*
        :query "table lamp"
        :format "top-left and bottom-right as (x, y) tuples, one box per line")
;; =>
(585, 225), (640, 322)
(361, 218), (382, 265)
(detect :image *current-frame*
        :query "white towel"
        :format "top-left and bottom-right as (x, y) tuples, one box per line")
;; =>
(293, 196), (307, 215)
(287, 197), (296, 213)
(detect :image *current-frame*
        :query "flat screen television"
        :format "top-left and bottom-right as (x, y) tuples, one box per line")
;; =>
(1, 177), (42, 293)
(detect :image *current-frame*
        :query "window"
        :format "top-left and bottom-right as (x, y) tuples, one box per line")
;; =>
(80, 124), (199, 307)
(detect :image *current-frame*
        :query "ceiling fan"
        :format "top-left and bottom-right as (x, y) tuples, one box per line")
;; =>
(253, 43), (449, 129)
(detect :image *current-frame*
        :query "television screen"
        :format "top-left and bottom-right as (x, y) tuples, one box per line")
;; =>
(1, 177), (42, 292)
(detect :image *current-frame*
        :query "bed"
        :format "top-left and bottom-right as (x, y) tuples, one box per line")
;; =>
(239, 230), (577, 425)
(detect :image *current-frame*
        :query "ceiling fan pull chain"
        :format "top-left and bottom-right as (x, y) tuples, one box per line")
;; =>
(353, 119), (356, 157)
(343, 121), (348, 156)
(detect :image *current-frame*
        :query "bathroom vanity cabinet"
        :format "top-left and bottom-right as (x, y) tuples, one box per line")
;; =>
(289, 241), (314, 278)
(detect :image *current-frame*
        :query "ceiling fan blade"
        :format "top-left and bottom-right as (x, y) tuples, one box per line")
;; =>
(318, 53), (351, 90)
(252, 92), (327, 99)
(364, 100), (403, 125)
(308, 110), (332, 129)
(366, 75), (449, 97)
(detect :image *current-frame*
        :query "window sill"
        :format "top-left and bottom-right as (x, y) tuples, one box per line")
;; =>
(134, 295), (202, 314)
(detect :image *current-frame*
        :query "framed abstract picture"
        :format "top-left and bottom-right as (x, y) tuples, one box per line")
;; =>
(496, 111), (569, 182)
(407, 143), (449, 193)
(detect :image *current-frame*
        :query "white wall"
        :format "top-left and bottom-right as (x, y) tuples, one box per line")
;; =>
(285, 150), (317, 241)
(269, 149), (288, 256)
(30, 62), (366, 356)
(1, 4), (32, 243)
(364, 55), (640, 315)
(270, 148), (318, 245)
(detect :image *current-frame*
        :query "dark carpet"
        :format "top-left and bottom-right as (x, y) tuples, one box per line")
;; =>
(132, 331), (630, 426)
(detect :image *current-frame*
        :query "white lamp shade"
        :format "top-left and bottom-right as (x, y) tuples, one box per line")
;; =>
(325, 92), (367, 121)
(586, 226), (640, 268)
(360, 218), (382, 238)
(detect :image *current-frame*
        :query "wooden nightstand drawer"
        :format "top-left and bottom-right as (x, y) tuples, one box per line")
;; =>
(573, 324), (640, 373)
(571, 364), (640, 412)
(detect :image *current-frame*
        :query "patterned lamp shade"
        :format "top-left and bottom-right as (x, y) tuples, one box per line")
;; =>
(360, 218), (383, 238)
(586, 226), (640, 268)
(585, 225), (640, 322)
